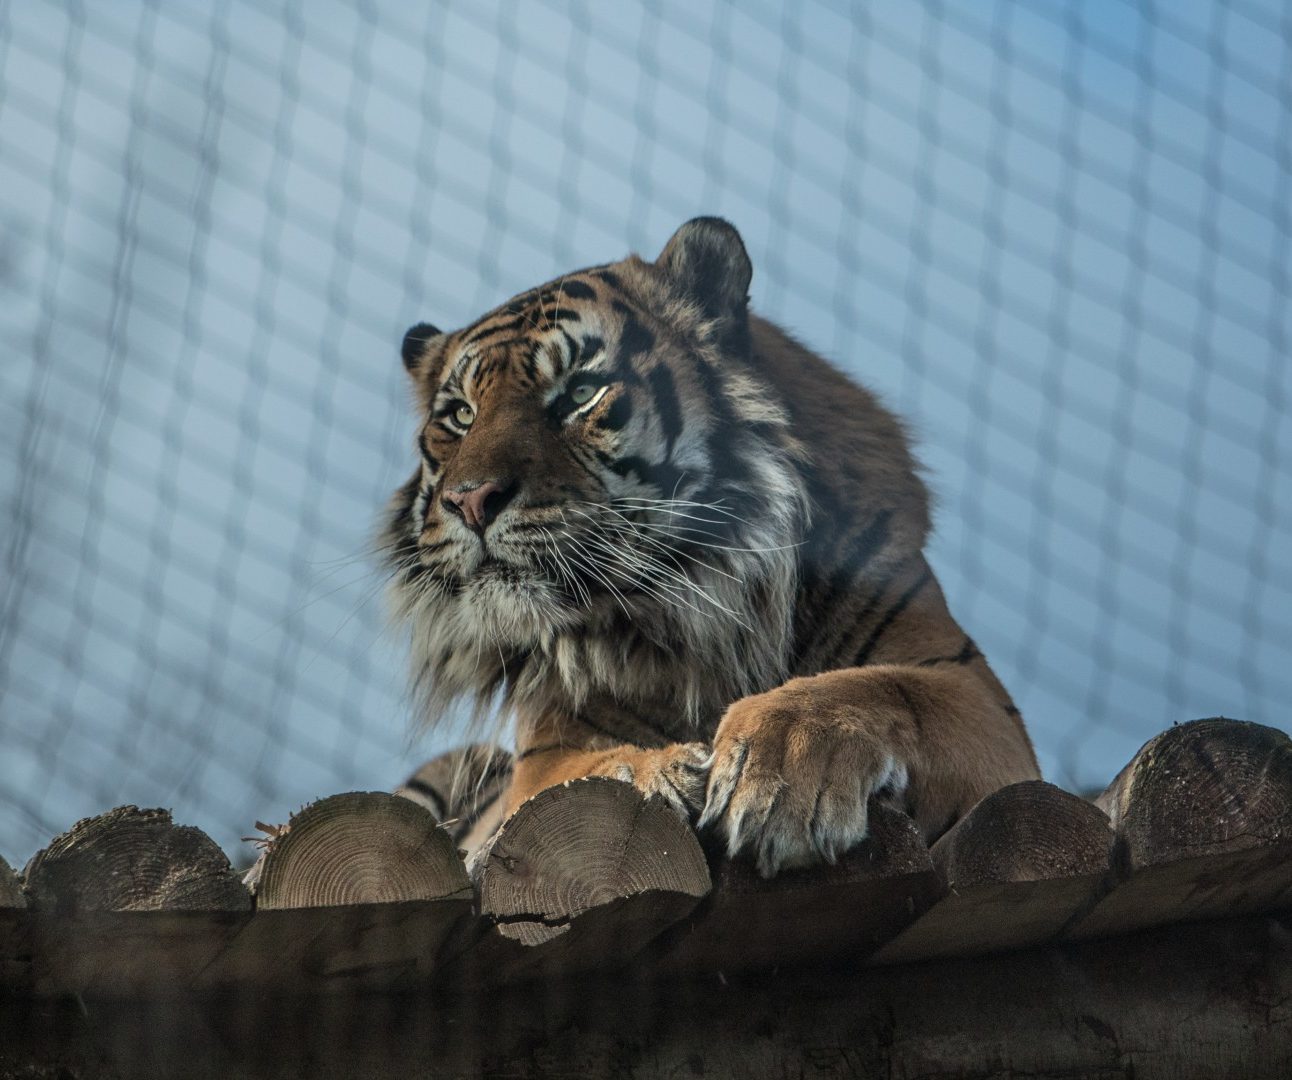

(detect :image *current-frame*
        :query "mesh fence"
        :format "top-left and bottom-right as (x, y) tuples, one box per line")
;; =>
(1, 0), (1289, 865)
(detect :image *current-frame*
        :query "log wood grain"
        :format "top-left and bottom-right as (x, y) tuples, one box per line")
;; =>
(20, 806), (249, 995)
(252, 791), (470, 909)
(870, 781), (1113, 964)
(199, 792), (474, 992)
(23, 805), (248, 915)
(654, 802), (942, 974)
(462, 777), (710, 982)
(1070, 717), (1292, 940)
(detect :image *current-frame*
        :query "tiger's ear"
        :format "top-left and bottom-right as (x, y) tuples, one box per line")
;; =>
(655, 217), (752, 324)
(401, 322), (442, 375)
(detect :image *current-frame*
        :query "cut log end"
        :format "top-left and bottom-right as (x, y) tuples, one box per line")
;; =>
(22, 806), (249, 914)
(253, 792), (471, 910)
(1095, 718), (1292, 869)
(932, 781), (1114, 888)
(478, 777), (710, 947)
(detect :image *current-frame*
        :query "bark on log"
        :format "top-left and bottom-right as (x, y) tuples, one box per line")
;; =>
(1070, 717), (1292, 940)
(252, 791), (470, 909)
(464, 777), (710, 982)
(20, 806), (249, 995)
(654, 802), (942, 974)
(870, 781), (1113, 964)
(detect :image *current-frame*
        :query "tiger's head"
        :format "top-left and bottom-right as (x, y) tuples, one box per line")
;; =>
(385, 218), (809, 726)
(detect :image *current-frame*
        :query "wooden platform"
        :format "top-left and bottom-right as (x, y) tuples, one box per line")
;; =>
(3, 717), (1292, 1078)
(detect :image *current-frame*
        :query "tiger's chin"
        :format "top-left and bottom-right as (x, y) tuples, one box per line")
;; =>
(460, 568), (587, 647)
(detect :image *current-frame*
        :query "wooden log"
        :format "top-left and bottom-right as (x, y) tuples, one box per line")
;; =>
(18, 910), (1286, 1079)
(653, 802), (943, 974)
(198, 791), (474, 991)
(23, 805), (249, 914)
(0, 853), (24, 909)
(870, 781), (1113, 964)
(1069, 717), (1292, 940)
(460, 777), (710, 983)
(251, 791), (470, 908)
(396, 742), (512, 853)
(21, 806), (250, 995)
(0, 852), (28, 990)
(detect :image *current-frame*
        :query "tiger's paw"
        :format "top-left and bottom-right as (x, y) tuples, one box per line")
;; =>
(610, 742), (712, 821)
(697, 677), (911, 877)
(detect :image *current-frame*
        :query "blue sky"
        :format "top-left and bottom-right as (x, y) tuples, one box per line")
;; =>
(1, 0), (1288, 861)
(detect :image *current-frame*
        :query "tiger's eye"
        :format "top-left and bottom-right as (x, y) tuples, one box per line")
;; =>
(454, 403), (475, 427)
(569, 383), (598, 406)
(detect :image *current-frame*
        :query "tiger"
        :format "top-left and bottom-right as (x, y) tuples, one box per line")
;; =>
(387, 217), (1040, 876)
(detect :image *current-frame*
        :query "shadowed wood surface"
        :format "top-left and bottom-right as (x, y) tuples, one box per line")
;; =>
(4, 717), (1292, 1072)
(655, 802), (942, 973)
(871, 781), (1114, 964)
(208, 792), (474, 992)
(5, 914), (1289, 1079)
(0, 856), (26, 990)
(19, 806), (249, 996)
(1072, 718), (1292, 939)
(0, 858), (23, 910)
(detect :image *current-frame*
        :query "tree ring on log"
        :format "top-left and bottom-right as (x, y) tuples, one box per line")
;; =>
(479, 778), (710, 946)
(932, 781), (1113, 888)
(22, 806), (249, 914)
(253, 791), (470, 909)
(1096, 718), (1292, 867)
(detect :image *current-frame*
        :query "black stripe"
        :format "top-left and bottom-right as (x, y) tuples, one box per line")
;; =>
(598, 394), (633, 431)
(516, 742), (565, 761)
(452, 786), (504, 841)
(596, 269), (623, 290)
(402, 776), (446, 816)
(558, 280), (596, 300)
(915, 637), (980, 667)
(617, 314), (656, 365)
(646, 364), (685, 455)
(608, 454), (687, 496)
(852, 568), (933, 667)
(466, 314), (531, 346)
(575, 335), (605, 368)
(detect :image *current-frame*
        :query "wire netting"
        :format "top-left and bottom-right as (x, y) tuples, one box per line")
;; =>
(1, 0), (1289, 864)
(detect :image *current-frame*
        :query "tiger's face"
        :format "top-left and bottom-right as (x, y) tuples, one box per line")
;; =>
(386, 219), (806, 720)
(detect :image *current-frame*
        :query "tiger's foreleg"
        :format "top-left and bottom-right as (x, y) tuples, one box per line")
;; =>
(508, 712), (711, 822)
(697, 664), (1041, 877)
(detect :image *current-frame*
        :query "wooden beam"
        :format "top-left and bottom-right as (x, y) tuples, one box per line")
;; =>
(20, 806), (250, 996)
(8, 914), (1289, 1079)
(23, 805), (249, 915)
(460, 777), (711, 983)
(0, 853), (27, 991)
(653, 802), (943, 974)
(1069, 717), (1292, 940)
(199, 792), (474, 991)
(871, 781), (1113, 964)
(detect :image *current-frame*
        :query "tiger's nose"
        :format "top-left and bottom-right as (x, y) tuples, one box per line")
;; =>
(441, 480), (517, 534)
